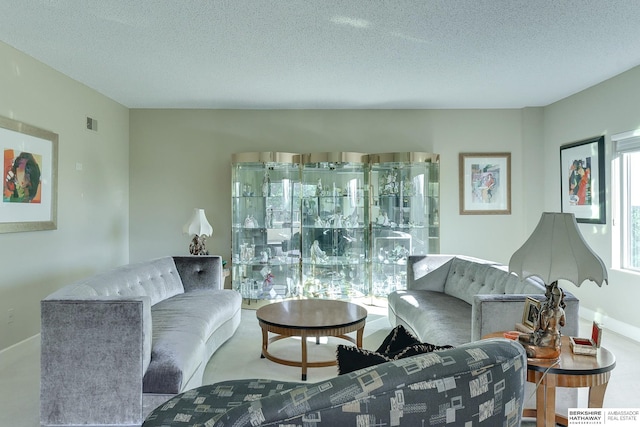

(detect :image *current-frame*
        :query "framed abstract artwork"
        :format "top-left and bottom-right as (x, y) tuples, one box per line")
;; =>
(560, 135), (605, 224)
(459, 152), (511, 215)
(1, 115), (58, 233)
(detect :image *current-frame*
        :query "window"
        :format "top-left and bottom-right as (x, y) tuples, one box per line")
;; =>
(612, 131), (640, 271)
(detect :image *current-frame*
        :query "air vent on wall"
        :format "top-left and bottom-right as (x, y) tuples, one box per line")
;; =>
(86, 116), (98, 132)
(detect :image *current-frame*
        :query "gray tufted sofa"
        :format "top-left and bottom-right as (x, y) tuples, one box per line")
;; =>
(40, 255), (242, 427)
(388, 254), (580, 416)
(142, 338), (527, 427)
(388, 255), (580, 346)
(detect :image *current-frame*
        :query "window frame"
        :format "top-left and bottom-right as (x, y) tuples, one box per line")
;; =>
(612, 130), (640, 272)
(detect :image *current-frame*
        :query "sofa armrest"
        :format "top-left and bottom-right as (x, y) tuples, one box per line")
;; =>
(472, 292), (579, 341)
(41, 297), (150, 426)
(174, 255), (223, 292)
(406, 255), (455, 292)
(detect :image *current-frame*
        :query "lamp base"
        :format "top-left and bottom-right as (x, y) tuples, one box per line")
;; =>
(517, 281), (565, 359)
(189, 235), (209, 256)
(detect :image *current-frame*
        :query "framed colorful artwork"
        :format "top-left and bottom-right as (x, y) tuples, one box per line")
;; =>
(1, 115), (58, 233)
(560, 135), (605, 224)
(459, 152), (511, 215)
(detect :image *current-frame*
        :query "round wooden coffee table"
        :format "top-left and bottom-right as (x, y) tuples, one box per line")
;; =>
(256, 299), (367, 380)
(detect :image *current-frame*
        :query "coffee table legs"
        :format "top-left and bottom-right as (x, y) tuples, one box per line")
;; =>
(259, 324), (365, 381)
(301, 331), (308, 381)
(260, 327), (268, 359)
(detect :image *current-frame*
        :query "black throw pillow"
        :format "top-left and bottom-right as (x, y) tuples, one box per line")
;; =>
(336, 345), (390, 375)
(393, 342), (455, 359)
(375, 325), (420, 357)
(336, 325), (455, 375)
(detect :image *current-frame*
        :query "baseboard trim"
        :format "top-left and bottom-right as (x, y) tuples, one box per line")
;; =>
(579, 307), (640, 343)
(0, 333), (39, 359)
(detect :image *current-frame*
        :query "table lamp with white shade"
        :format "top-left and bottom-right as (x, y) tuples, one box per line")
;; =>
(183, 208), (213, 255)
(509, 212), (608, 359)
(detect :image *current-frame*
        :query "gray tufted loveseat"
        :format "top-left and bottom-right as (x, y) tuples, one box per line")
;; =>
(387, 254), (580, 416)
(388, 254), (579, 346)
(40, 255), (242, 427)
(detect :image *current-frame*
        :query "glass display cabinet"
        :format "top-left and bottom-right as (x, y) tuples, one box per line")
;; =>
(231, 151), (440, 302)
(369, 152), (440, 296)
(299, 153), (369, 300)
(231, 152), (301, 301)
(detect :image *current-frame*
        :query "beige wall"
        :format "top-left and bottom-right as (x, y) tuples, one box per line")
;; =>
(543, 66), (640, 339)
(130, 108), (534, 270)
(0, 42), (130, 351)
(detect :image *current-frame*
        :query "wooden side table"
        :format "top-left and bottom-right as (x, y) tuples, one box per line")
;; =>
(485, 333), (616, 427)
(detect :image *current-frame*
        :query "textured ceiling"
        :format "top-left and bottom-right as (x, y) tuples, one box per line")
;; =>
(2, 1), (640, 109)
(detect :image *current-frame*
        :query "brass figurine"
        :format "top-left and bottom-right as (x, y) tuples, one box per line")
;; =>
(518, 284), (566, 359)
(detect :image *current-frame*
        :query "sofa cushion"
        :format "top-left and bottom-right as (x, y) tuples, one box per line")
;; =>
(408, 255), (453, 292)
(45, 256), (185, 306)
(336, 346), (390, 374)
(443, 257), (545, 305)
(174, 255), (224, 292)
(443, 258), (500, 304)
(393, 342), (454, 358)
(337, 325), (418, 374)
(142, 379), (301, 426)
(144, 289), (239, 393)
(388, 290), (472, 345)
(337, 325), (454, 375)
(375, 324), (420, 356)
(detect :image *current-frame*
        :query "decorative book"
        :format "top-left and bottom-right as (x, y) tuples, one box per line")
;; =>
(570, 321), (602, 356)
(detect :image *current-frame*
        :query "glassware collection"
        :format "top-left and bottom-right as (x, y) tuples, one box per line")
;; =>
(231, 152), (439, 302)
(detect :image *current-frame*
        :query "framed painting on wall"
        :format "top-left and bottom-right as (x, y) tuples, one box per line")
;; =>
(459, 152), (511, 215)
(560, 135), (605, 224)
(1, 115), (58, 233)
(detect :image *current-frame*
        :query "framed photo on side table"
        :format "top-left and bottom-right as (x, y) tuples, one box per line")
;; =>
(0, 115), (58, 233)
(522, 296), (541, 330)
(459, 152), (511, 215)
(560, 135), (605, 224)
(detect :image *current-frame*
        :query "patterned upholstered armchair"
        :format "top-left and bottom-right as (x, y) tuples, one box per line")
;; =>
(143, 338), (526, 426)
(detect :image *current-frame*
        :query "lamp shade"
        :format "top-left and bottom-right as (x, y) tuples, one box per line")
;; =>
(183, 208), (213, 237)
(508, 212), (607, 287)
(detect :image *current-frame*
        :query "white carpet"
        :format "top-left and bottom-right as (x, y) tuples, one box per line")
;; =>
(203, 306), (392, 385)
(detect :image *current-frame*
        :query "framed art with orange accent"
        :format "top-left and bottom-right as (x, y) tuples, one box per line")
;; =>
(1, 115), (58, 233)
(560, 135), (605, 224)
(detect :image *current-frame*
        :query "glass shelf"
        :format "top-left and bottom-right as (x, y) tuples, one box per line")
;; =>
(231, 152), (301, 300)
(299, 152), (370, 300)
(369, 152), (440, 296)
